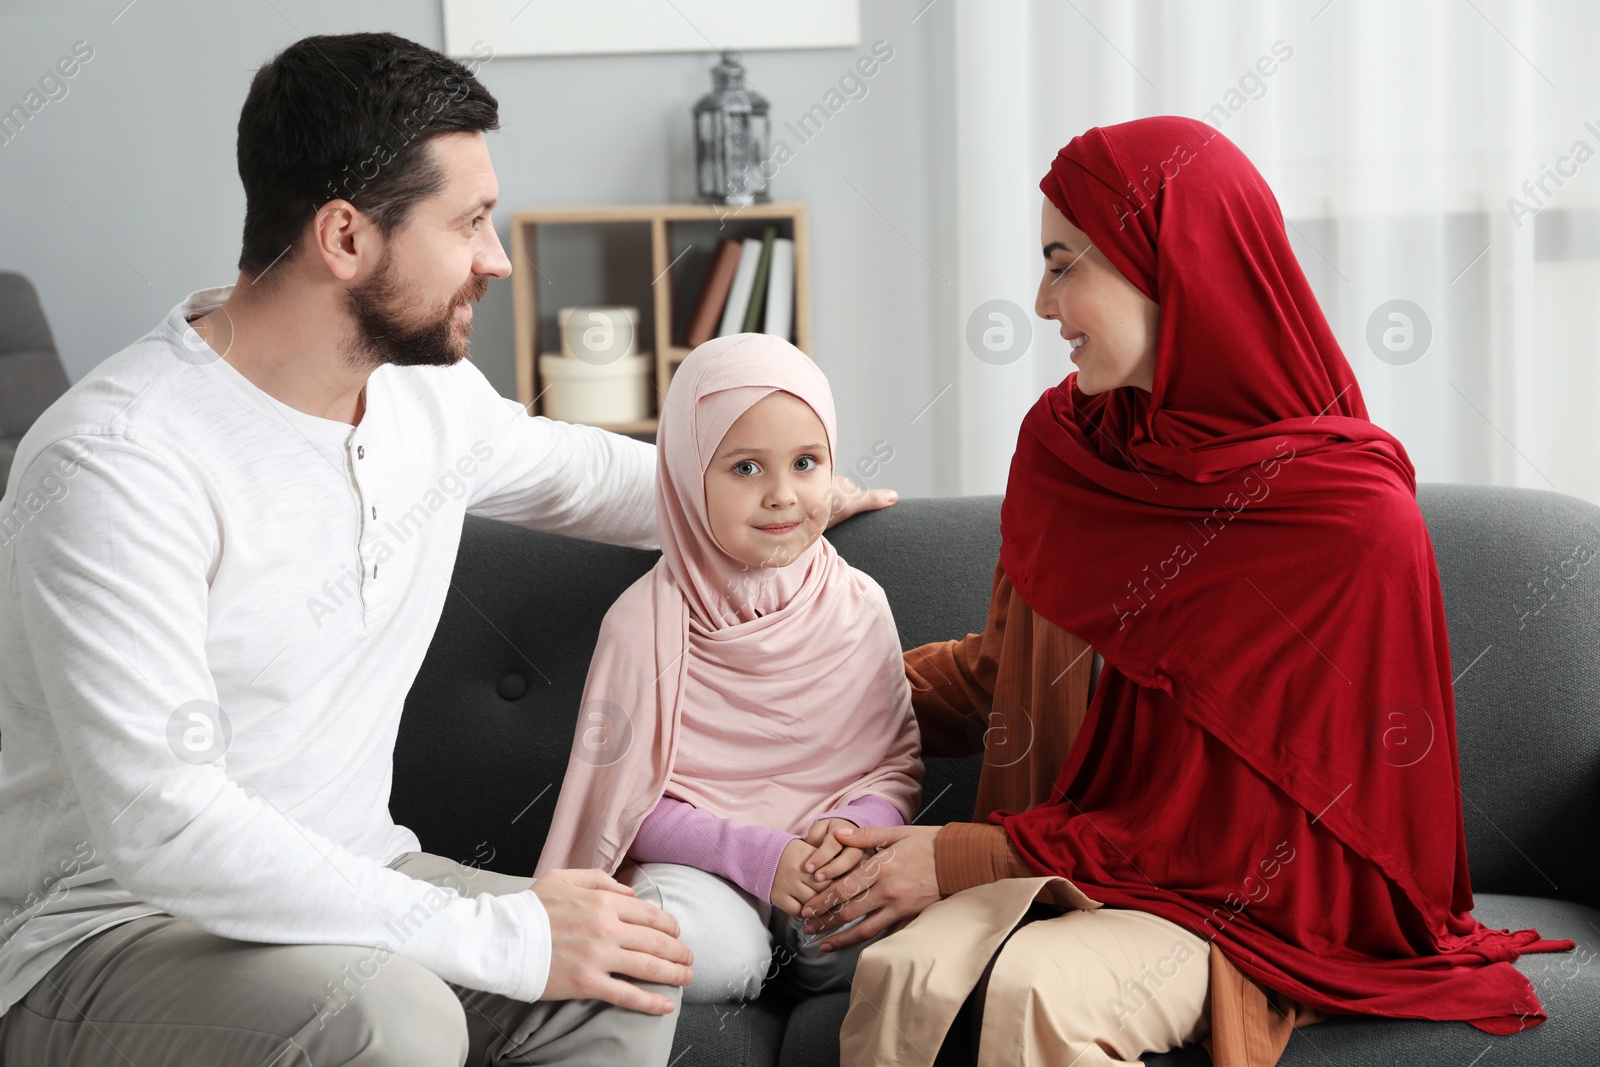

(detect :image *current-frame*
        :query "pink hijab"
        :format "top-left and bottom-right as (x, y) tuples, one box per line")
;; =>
(536, 333), (922, 876)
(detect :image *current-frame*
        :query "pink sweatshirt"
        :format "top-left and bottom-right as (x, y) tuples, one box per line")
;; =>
(628, 794), (905, 903)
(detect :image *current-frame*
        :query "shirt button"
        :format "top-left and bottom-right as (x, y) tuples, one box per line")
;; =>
(357, 445), (365, 459)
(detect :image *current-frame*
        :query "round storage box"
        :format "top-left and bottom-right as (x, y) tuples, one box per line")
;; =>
(538, 352), (652, 425)
(556, 305), (639, 364)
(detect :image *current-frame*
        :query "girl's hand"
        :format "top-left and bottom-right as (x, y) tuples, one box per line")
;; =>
(771, 837), (831, 917)
(803, 817), (867, 880)
(800, 824), (942, 952)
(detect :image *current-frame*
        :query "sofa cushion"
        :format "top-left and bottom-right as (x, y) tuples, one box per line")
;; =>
(393, 518), (657, 877)
(776, 992), (852, 1067)
(1227, 893), (1599, 1067)
(821, 497), (999, 826)
(670, 995), (791, 1067)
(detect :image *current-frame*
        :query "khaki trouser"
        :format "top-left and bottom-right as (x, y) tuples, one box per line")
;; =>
(0, 851), (679, 1066)
(842, 876), (1211, 1067)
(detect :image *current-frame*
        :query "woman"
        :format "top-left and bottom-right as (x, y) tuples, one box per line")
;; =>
(800, 116), (1575, 1066)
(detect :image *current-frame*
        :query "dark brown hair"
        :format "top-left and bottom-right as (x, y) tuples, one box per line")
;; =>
(235, 32), (499, 279)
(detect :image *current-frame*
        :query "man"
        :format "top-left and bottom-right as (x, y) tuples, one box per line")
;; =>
(0, 31), (893, 1066)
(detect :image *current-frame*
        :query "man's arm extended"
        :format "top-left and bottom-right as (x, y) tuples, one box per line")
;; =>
(458, 364), (896, 548)
(462, 365), (659, 549)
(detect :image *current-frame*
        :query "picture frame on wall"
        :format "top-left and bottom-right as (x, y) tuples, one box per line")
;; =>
(441, 0), (861, 59)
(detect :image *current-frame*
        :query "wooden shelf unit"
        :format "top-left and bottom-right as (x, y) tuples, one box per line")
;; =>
(509, 202), (812, 438)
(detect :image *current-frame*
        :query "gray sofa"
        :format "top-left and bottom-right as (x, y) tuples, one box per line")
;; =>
(0, 272), (71, 488)
(393, 486), (1600, 1066)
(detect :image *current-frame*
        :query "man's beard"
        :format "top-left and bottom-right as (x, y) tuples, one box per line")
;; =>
(344, 251), (489, 369)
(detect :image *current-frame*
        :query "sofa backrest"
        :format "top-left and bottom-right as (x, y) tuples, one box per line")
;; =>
(395, 486), (1599, 908)
(1414, 483), (1600, 907)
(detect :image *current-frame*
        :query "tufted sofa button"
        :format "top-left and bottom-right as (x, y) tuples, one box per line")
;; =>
(497, 674), (527, 701)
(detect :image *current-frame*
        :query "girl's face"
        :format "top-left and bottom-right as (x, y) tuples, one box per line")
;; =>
(705, 391), (833, 569)
(1034, 198), (1161, 395)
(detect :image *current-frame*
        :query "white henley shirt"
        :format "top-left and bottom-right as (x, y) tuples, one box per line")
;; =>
(0, 285), (659, 1016)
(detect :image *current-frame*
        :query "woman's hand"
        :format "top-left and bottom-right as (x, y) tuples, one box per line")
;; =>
(771, 837), (831, 918)
(803, 817), (866, 880)
(824, 475), (897, 529)
(800, 824), (942, 952)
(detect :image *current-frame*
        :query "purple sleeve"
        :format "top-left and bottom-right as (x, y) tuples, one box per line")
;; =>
(628, 796), (796, 904)
(813, 794), (906, 829)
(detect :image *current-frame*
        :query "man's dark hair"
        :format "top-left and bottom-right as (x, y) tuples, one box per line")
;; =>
(235, 32), (499, 279)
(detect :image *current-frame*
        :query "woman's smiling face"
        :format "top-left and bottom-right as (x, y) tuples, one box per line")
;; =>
(1034, 198), (1161, 395)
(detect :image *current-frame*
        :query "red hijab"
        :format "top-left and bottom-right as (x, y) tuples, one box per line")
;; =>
(998, 116), (1572, 1032)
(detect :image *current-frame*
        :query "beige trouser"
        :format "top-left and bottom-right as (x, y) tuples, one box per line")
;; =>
(842, 876), (1211, 1067)
(0, 851), (679, 1066)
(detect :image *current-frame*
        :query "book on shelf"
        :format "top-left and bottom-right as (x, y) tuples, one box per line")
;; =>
(718, 238), (764, 337)
(741, 226), (778, 334)
(763, 237), (794, 341)
(684, 238), (743, 348)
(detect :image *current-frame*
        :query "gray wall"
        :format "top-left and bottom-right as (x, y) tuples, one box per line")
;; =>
(0, 0), (961, 497)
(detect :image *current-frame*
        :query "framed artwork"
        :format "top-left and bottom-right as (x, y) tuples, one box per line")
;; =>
(442, 0), (861, 59)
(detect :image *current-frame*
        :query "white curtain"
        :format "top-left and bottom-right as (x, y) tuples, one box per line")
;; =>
(951, 0), (1600, 505)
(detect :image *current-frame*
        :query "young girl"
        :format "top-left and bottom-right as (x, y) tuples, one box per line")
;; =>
(537, 332), (922, 1003)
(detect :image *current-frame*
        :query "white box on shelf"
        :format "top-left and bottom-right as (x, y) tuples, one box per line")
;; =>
(537, 352), (652, 426)
(557, 305), (640, 363)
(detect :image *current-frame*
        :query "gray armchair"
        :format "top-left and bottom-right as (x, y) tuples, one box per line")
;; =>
(0, 272), (71, 488)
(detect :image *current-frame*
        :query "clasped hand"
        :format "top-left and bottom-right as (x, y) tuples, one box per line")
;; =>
(798, 823), (943, 954)
(768, 817), (869, 917)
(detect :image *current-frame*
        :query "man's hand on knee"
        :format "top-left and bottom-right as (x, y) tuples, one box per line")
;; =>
(532, 867), (693, 1015)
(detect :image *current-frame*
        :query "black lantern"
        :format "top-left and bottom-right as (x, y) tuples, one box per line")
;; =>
(693, 53), (771, 206)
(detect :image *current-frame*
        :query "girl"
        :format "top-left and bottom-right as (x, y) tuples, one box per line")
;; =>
(537, 332), (922, 1003)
